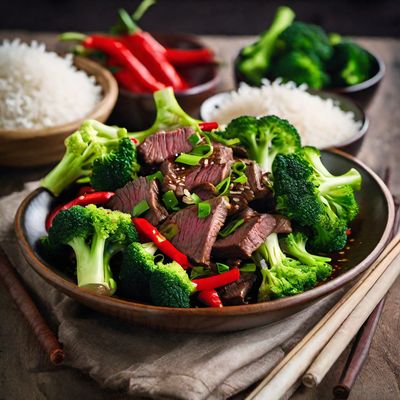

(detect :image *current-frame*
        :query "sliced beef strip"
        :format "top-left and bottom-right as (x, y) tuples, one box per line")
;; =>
(192, 182), (217, 201)
(235, 207), (258, 222)
(159, 196), (229, 265)
(213, 213), (276, 259)
(273, 214), (293, 234)
(107, 177), (168, 226)
(245, 161), (270, 200)
(138, 127), (195, 164)
(217, 273), (257, 305)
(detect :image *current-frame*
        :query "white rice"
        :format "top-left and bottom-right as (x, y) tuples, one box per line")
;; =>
(207, 80), (362, 148)
(0, 39), (101, 130)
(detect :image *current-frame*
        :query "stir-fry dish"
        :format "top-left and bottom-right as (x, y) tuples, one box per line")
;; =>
(40, 87), (362, 308)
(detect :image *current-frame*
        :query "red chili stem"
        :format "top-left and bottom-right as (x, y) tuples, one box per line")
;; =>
(165, 48), (215, 66)
(132, 218), (191, 269)
(198, 289), (223, 308)
(45, 192), (115, 231)
(121, 33), (188, 90)
(82, 35), (165, 92)
(199, 121), (219, 131)
(192, 268), (240, 291)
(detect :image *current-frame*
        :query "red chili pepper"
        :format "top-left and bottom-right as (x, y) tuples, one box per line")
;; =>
(346, 228), (352, 236)
(165, 48), (215, 66)
(199, 122), (219, 131)
(198, 289), (223, 308)
(45, 192), (115, 231)
(192, 268), (240, 291)
(77, 186), (96, 196)
(130, 137), (139, 145)
(121, 33), (188, 91)
(132, 218), (191, 269)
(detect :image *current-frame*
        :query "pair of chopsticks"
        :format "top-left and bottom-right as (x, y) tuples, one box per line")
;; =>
(0, 247), (64, 365)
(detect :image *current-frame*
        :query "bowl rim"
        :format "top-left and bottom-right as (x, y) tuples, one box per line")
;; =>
(0, 56), (118, 139)
(14, 149), (395, 317)
(200, 89), (369, 150)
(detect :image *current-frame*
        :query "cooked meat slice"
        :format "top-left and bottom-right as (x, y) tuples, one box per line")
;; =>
(245, 161), (270, 200)
(232, 145), (249, 158)
(159, 196), (230, 265)
(213, 214), (276, 259)
(211, 142), (234, 164)
(138, 127), (195, 164)
(217, 273), (257, 305)
(192, 182), (217, 201)
(108, 177), (168, 226)
(273, 214), (293, 234)
(235, 207), (258, 222)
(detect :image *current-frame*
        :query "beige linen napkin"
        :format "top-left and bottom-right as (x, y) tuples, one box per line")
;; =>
(0, 183), (344, 400)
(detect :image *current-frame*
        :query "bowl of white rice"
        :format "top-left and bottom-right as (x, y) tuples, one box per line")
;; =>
(0, 40), (118, 167)
(200, 80), (368, 155)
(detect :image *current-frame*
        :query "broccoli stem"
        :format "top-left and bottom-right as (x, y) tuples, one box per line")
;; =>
(319, 169), (362, 193)
(129, 87), (201, 143)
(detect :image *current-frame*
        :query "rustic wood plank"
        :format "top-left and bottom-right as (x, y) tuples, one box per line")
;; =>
(0, 32), (399, 400)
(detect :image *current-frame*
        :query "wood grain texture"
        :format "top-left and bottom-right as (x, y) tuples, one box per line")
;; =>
(0, 32), (399, 399)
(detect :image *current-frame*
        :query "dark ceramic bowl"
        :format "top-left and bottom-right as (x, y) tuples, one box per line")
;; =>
(234, 49), (385, 110)
(200, 90), (368, 156)
(15, 150), (394, 333)
(110, 33), (220, 131)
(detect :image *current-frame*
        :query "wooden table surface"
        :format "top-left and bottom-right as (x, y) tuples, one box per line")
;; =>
(0, 32), (399, 400)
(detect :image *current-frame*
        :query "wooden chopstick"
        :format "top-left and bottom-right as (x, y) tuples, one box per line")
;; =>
(0, 247), (64, 365)
(332, 168), (400, 399)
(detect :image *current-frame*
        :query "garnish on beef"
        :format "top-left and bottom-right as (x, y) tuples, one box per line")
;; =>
(108, 177), (168, 226)
(273, 214), (293, 234)
(213, 213), (276, 259)
(217, 273), (257, 305)
(138, 127), (195, 164)
(159, 196), (230, 265)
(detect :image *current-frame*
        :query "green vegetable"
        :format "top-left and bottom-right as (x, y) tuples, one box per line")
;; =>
(150, 261), (196, 308)
(219, 218), (245, 238)
(198, 201), (211, 218)
(91, 137), (140, 192)
(47, 205), (138, 296)
(240, 263), (257, 273)
(236, 6), (295, 85)
(162, 190), (180, 211)
(146, 171), (164, 183)
(216, 263), (230, 274)
(328, 41), (373, 87)
(220, 115), (301, 172)
(132, 199), (150, 217)
(272, 147), (361, 252)
(190, 266), (213, 279)
(130, 87), (201, 143)
(41, 120), (128, 196)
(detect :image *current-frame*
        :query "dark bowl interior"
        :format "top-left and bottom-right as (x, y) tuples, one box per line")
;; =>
(15, 150), (394, 333)
(234, 48), (385, 110)
(200, 90), (368, 156)
(110, 33), (220, 131)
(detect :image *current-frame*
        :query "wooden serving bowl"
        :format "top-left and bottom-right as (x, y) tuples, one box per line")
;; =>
(15, 150), (394, 333)
(0, 57), (118, 167)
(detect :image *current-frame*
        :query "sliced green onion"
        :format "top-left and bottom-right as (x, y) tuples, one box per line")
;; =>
(162, 190), (180, 211)
(191, 144), (212, 157)
(215, 176), (231, 196)
(189, 133), (202, 146)
(198, 201), (211, 219)
(190, 266), (212, 280)
(154, 254), (165, 264)
(132, 199), (149, 216)
(232, 161), (247, 174)
(76, 176), (91, 184)
(216, 263), (230, 274)
(160, 223), (179, 240)
(146, 171), (164, 183)
(205, 131), (241, 146)
(219, 218), (245, 238)
(175, 153), (203, 166)
(191, 192), (201, 204)
(233, 175), (248, 184)
(240, 263), (257, 272)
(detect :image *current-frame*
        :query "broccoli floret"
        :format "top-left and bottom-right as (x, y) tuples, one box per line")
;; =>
(269, 51), (330, 89)
(91, 137), (140, 191)
(41, 120), (128, 196)
(48, 205), (136, 296)
(275, 22), (333, 63)
(119, 242), (157, 301)
(130, 87), (201, 143)
(281, 232), (332, 280)
(221, 115), (301, 172)
(236, 6), (295, 85)
(272, 148), (361, 252)
(253, 233), (317, 301)
(328, 41), (373, 87)
(149, 261), (196, 308)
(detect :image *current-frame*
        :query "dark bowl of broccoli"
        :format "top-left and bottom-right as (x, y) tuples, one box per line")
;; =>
(14, 149), (395, 333)
(234, 6), (385, 110)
